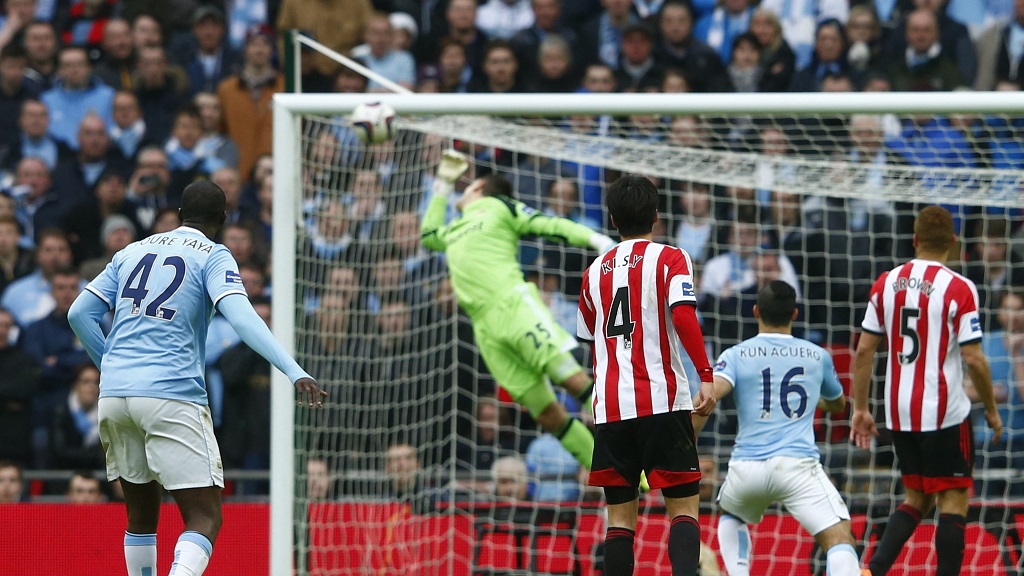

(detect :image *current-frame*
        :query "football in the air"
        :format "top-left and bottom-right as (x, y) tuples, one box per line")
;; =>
(350, 102), (397, 144)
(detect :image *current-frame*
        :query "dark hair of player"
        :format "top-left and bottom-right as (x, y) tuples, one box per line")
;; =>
(757, 280), (797, 327)
(914, 205), (955, 254)
(605, 175), (658, 236)
(179, 180), (227, 225)
(479, 174), (514, 199)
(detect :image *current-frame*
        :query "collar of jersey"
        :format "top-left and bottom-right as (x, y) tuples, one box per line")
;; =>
(175, 225), (208, 238)
(756, 332), (794, 339)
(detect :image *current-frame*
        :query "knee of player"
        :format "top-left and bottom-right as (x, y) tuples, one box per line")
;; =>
(815, 520), (856, 550)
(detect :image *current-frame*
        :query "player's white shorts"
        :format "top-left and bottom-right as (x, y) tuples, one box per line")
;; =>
(98, 397), (224, 490)
(717, 456), (850, 537)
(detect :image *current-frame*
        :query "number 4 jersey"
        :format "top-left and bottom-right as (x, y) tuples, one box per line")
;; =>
(862, 258), (983, 432)
(578, 239), (698, 424)
(714, 334), (843, 460)
(84, 226), (247, 404)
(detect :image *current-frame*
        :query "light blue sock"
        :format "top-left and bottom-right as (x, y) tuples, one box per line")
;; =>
(167, 530), (213, 576)
(826, 542), (862, 576)
(124, 531), (157, 576)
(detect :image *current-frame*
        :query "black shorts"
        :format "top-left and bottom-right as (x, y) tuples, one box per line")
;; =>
(589, 410), (700, 496)
(890, 418), (974, 494)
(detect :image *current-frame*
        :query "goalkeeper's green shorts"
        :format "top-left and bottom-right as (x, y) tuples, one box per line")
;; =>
(473, 283), (579, 417)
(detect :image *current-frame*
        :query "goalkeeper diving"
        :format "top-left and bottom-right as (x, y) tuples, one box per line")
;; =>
(421, 150), (615, 470)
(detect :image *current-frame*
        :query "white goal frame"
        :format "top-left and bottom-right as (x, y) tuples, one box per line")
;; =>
(269, 91), (1024, 576)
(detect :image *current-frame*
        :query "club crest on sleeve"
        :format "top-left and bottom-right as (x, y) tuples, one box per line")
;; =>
(715, 360), (727, 371)
(226, 271), (243, 284)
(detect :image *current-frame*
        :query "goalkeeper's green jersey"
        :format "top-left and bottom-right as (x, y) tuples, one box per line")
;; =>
(421, 194), (596, 318)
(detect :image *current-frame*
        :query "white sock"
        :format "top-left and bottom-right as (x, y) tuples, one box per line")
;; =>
(124, 532), (157, 576)
(826, 542), (862, 576)
(717, 513), (751, 576)
(167, 531), (213, 576)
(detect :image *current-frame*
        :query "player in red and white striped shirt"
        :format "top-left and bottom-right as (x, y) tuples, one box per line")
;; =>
(578, 175), (715, 576)
(851, 205), (1002, 576)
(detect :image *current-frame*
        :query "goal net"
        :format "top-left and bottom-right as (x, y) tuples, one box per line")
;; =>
(271, 92), (1024, 576)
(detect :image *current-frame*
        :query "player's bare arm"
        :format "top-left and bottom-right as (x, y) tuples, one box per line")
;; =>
(817, 394), (846, 414)
(692, 376), (733, 434)
(850, 330), (883, 449)
(961, 342), (1003, 443)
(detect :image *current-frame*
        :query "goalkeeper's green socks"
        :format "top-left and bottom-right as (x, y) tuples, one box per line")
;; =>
(556, 417), (593, 470)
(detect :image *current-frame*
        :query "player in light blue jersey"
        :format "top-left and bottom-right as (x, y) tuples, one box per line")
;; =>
(68, 180), (326, 576)
(693, 280), (864, 576)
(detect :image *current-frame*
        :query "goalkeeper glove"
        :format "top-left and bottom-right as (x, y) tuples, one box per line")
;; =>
(588, 233), (616, 253)
(431, 149), (470, 197)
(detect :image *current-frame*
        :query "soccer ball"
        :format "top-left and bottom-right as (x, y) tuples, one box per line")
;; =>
(349, 102), (397, 144)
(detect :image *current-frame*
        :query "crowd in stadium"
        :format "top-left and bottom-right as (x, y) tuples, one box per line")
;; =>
(0, 0), (1022, 506)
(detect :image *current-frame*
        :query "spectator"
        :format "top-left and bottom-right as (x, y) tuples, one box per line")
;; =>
(385, 441), (440, 514)
(21, 265), (87, 466)
(511, 0), (578, 78)
(887, 9), (965, 91)
(333, 58), (370, 93)
(125, 146), (176, 232)
(238, 262), (267, 299)
(0, 216), (32, 293)
(0, 45), (39, 149)
(435, 37), (471, 93)
(93, 18), (135, 91)
(50, 113), (130, 207)
(529, 34), (578, 92)
(467, 39), (525, 93)
(728, 31), (763, 92)
(694, 0), (755, 65)
(164, 104), (224, 178)
(699, 218), (800, 302)
(439, 0), (490, 77)
(884, 0), (976, 86)
(59, 0), (117, 51)
(965, 218), (1024, 331)
(40, 45), (115, 150)
(217, 24), (283, 185)
(845, 5), (884, 73)
(759, 0), (847, 70)
(789, 19), (859, 91)
(352, 12), (416, 91)
(389, 211), (440, 281)
(64, 469), (105, 503)
(108, 91), (154, 161)
(974, 0), (1024, 90)
(491, 454), (530, 501)
(304, 200), (359, 264)
(22, 21), (57, 89)
(674, 181), (717, 265)
(0, 98), (68, 174)
(0, 459), (24, 502)
(194, 91), (240, 170)
(133, 45), (189, 145)
(525, 433), (580, 501)
(580, 0), (638, 69)
(63, 169), (142, 265)
(968, 289), (1024, 496)
(49, 364), (103, 470)
(130, 13), (163, 49)
(476, 0), (535, 39)
(654, 0), (732, 92)
(9, 157), (63, 246)
(346, 169), (386, 241)
(78, 213), (135, 280)
(218, 295), (273, 491)
(212, 167), (257, 226)
(150, 206), (180, 234)
(389, 12), (417, 53)
(0, 0), (34, 52)
(277, 0), (372, 76)
(615, 22), (660, 91)
(222, 222), (263, 268)
(0, 307), (39, 467)
(175, 6), (241, 96)
(456, 396), (520, 476)
(306, 456), (336, 500)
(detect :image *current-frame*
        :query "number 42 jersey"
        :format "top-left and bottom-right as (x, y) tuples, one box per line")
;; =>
(84, 226), (247, 405)
(577, 239), (698, 425)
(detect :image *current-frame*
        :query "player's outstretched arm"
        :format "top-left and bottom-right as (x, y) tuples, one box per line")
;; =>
(420, 149), (469, 252)
(68, 290), (108, 367)
(218, 294), (326, 407)
(517, 209), (615, 253)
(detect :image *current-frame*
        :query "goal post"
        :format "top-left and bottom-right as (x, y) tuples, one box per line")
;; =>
(271, 91), (1024, 576)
